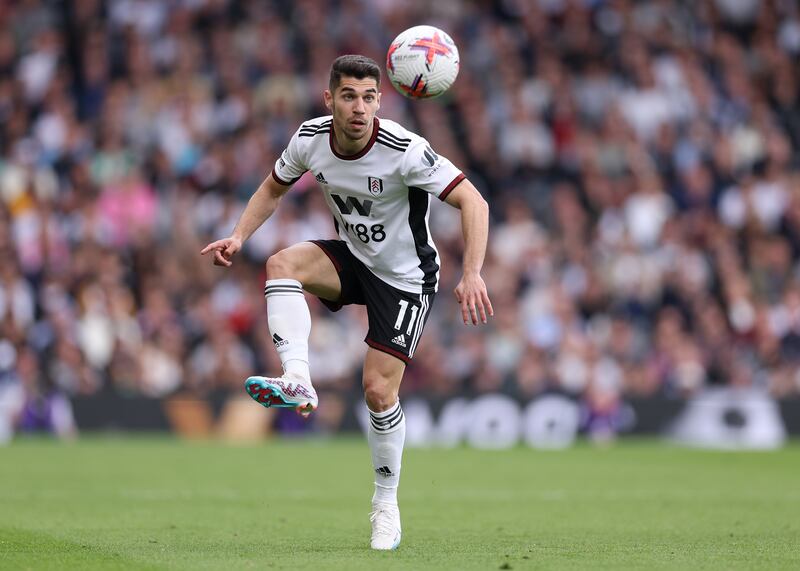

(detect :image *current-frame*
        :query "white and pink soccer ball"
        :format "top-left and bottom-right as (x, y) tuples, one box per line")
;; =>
(386, 25), (460, 99)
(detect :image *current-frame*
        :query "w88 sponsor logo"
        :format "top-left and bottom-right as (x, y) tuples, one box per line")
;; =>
(330, 193), (387, 243)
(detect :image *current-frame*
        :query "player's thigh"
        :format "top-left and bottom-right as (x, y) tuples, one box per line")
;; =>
(267, 242), (341, 300)
(362, 347), (406, 411)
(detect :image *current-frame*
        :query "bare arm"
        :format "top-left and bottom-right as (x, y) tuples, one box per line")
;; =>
(444, 179), (494, 325)
(200, 174), (291, 266)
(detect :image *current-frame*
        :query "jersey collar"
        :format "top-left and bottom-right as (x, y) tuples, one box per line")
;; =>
(329, 117), (380, 160)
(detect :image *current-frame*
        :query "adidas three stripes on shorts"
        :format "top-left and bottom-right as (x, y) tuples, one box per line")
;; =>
(311, 239), (435, 364)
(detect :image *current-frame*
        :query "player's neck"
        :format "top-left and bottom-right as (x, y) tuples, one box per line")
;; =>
(332, 119), (375, 156)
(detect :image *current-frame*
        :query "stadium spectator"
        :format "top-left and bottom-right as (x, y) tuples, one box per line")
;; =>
(1, 0), (799, 441)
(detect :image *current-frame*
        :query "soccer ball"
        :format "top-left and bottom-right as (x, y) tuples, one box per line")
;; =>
(386, 25), (460, 99)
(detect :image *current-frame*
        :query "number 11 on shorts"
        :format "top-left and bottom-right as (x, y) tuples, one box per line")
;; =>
(394, 300), (419, 334)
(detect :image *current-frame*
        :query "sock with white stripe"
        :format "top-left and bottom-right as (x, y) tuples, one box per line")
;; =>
(367, 401), (405, 505)
(264, 279), (311, 382)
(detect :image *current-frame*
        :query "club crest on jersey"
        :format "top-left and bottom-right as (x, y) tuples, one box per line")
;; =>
(368, 176), (384, 196)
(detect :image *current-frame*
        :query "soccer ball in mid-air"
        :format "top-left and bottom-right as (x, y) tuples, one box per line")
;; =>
(386, 25), (460, 99)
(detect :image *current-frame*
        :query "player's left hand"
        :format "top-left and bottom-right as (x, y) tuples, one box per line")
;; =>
(454, 273), (493, 325)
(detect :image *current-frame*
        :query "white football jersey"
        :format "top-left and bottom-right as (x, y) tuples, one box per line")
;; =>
(272, 116), (465, 294)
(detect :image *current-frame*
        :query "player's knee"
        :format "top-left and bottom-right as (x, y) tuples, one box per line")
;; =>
(266, 250), (299, 280)
(363, 376), (397, 412)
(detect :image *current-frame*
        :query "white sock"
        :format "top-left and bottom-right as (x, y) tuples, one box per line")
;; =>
(264, 279), (311, 382)
(367, 401), (405, 505)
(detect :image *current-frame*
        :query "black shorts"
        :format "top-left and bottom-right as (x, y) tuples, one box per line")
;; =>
(310, 240), (435, 364)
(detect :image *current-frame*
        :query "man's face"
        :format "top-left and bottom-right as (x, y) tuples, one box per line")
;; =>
(324, 76), (381, 141)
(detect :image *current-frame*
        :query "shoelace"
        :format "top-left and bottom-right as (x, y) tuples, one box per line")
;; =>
(370, 507), (399, 536)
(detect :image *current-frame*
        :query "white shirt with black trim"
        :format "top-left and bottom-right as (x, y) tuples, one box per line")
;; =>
(271, 115), (465, 294)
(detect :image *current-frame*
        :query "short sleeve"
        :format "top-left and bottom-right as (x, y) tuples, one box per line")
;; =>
(401, 139), (465, 200)
(271, 128), (308, 186)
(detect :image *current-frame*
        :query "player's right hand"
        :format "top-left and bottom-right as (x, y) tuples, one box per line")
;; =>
(200, 236), (242, 267)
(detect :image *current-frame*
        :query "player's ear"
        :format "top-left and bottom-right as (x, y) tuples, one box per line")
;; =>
(323, 89), (333, 111)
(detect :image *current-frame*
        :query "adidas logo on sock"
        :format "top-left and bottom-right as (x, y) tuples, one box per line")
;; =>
(315, 172), (328, 184)
(375, 466), (394, 477)
(272, 333), (289, 347)
(390, 334), (406, 348)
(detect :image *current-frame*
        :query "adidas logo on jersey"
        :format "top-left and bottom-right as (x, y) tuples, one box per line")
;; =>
(272, 333), (289, 348)
(315, 172), (328, 184)
(390, 334), (407, 348)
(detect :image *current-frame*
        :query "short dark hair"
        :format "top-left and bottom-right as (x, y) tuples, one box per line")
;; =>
(329, 55), (381, 92)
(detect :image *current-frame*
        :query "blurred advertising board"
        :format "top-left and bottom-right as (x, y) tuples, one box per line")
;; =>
(67, 389), (797, 450)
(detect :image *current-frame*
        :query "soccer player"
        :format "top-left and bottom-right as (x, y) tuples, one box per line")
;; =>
(201, 55), (492, 550)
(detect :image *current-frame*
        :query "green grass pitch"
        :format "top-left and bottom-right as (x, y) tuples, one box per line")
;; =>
(1, 437), (798, 570)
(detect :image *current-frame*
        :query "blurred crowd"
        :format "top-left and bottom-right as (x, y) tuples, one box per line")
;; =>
(1, 0), (800, 436)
